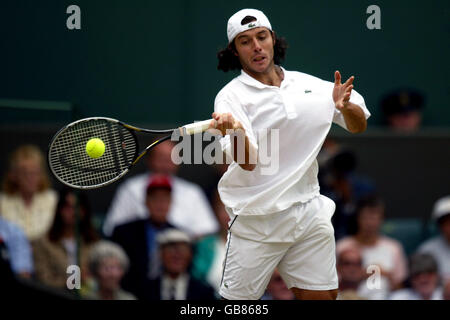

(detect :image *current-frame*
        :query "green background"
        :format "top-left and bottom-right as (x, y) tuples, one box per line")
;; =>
(1, 0), (449, 127)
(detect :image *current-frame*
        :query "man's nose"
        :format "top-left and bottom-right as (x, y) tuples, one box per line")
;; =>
(252, 39), (262, 51)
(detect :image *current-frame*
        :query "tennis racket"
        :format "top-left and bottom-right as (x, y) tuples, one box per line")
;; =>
(47, 117), (212, 189)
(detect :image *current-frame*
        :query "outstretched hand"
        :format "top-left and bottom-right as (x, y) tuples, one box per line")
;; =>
(333, 71), (354, 110)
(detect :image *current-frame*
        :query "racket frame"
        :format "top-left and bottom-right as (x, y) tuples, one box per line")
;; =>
(47, 117), (211, 190)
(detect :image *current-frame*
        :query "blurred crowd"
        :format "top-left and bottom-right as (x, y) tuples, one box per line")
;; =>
(1, 127), (448, 300)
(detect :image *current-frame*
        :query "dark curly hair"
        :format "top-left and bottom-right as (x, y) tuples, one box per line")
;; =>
(217, 16), (288, 72)
(48, 188), (98, 244)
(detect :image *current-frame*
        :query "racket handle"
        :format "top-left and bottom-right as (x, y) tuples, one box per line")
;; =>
(181, 119), (212, 135)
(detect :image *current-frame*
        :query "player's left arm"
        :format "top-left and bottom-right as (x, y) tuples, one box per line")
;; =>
(332, 70), (367, 133)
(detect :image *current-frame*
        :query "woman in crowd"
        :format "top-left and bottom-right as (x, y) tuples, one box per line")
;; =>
(84, 240), (136, 300)
(336, 195), (408, 299)
(32, 188), (99, 291)
(0, 145), (57, 241)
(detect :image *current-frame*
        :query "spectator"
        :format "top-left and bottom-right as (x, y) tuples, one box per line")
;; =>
(336, 248), (368, 300)
(103, 141), (218, 238)
(390, 253), (443, 300)
(336, 195), (408, 299)
(191, 190), (230, 292)
(0, 216), (34, 278)
(110, 175), (178, 297)
(418, 195), (450, 281)
(380, 88), (425, 132)
(0, 145), (57, 241)
(84, 241), (136, 300)
(32, 188), (98, 290)
(141, 228), (216, 300)
(320, 149), (376, 239)
(261, 269), (295, 300)
(317, 138), (341, 170)
(179, 161), (230, 205)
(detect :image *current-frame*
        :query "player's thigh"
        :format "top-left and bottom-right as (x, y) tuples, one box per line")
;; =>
(219, 232), (290, 300)
(277, 196), (338, 291)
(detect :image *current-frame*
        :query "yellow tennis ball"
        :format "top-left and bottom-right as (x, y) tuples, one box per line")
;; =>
(85, 138), (105, 159)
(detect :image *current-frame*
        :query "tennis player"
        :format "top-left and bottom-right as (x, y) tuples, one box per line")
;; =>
(208, 9), (371, 300)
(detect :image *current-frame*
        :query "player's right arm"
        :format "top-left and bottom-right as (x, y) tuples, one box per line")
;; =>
(209, 112), (257, 171)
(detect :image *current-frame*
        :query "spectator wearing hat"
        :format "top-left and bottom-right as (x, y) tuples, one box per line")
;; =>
(110, 174), (178, 298)
(418, 196), (450, 282)
(141, 228), (216, 300)
(84, 241), (136, 300)
(103, 142), (218, 238)
(380, 88), (425, 132)
(390, 253), (443, 300)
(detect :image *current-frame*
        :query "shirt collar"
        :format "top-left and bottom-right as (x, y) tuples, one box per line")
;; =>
(238, 66), (292, 89)
(162, 273), (189, 286)
(162, 273), (189, 300)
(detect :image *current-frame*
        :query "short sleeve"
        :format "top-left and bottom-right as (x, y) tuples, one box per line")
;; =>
(214, 94), (258, 160)
(333, 88), (371, 131)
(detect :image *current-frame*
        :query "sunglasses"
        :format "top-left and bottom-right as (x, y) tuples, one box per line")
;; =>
(340, 260), (363, 267)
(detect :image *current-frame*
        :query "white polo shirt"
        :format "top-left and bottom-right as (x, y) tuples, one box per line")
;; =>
(215, 67), (370, 216)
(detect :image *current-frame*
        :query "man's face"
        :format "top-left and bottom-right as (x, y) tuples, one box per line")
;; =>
(233, 27), (275, 75)
(357, 206), (384, 236)
(161, 242), (192, 276)
(337, 250), (364, 284)
(411, 272), (439, 299)
(388, 111), (422, 131)
(146, 189), (171, 224)
(146, 142), (178, 176)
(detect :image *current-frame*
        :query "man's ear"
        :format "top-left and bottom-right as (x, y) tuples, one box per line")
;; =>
(272, 31), (276, 46)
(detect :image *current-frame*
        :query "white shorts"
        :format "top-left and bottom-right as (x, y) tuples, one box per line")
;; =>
(219, 195), (338, 300)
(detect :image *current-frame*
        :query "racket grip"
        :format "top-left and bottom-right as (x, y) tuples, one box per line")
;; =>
(181, 119), (213, 135)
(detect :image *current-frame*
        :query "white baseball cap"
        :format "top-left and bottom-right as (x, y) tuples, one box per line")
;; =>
(432, 195), (450, 221)
(157, 228), (191, 246)
(227, 9), (272, 44)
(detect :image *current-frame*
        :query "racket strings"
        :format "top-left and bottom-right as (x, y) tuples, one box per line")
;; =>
(49, 119), (137, 188)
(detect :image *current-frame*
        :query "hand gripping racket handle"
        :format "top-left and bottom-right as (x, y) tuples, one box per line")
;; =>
(180, 119), (212, 135)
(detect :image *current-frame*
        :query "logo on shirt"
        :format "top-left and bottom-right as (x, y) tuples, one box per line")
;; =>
(304, 90), (312, 93)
